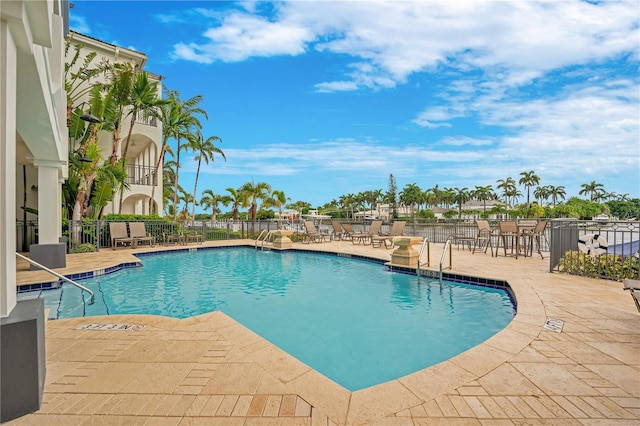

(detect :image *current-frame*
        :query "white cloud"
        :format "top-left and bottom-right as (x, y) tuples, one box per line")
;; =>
(413, 105), (466, 128)
(172, 9), (315, 63)
(171, 1), (639, 92)
(439, 136), (495, 147)
(69, 15), (90, 34)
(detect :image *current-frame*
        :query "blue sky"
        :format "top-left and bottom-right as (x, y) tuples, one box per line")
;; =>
(70, 0), (640, 211)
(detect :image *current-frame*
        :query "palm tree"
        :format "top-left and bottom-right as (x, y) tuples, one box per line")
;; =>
(451, 187), (471, 218)
(170, 92), (207, 219)
(102, 62), (135, 166)
(188, 130), (225, 225)
(162, 159), (179, 216)
(533, 186), (550, 206)
(177, 189), (194, 222)
(579, 181), (605, 202)
(68, 84), (125, 222)
(496, 177), (517, 208)
(200, 189), (228, 226)
(547, 185), (566, 207)
(399, 183), (423, 219)
(149, 94), (180, 213)
(440, 188), (456, 210)
(225, 187), (243, 221)
(265, 189), (290, 228)
(472, 185), (495, 212)
(519, 170), (540, 215)
(240, 180), (272, 233)
(339, 193), (357, 219)
(118, 71), (166, 213)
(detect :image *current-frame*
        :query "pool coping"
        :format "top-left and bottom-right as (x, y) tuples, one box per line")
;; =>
(16, 239), (547, 424)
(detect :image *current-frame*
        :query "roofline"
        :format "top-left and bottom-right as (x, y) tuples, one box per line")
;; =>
(70, 30), (147, 69)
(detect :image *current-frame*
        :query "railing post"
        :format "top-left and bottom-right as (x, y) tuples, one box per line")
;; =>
(95, 220), (100, 251)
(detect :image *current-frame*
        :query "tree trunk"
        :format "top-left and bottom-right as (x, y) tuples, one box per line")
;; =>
(173, 137), (181, 220)
(148, 145), (165, 214)
(191, 160), (201, 227)
(110, 130), (121, 166)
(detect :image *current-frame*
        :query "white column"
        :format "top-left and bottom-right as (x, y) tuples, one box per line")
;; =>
(32, 160), (63, 244)
(0, 20), (17, 317)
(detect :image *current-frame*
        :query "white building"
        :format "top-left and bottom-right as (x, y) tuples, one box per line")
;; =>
(66, 31), (164, 215)
(2, 0), (68, 317)
(2, 0), (68, 419)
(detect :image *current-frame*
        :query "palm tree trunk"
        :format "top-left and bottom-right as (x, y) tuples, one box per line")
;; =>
(148, 145), (165, 214)
(191, 159), (202, 226)
(109, 130), (121, 166)
(173, 137), (181, 220)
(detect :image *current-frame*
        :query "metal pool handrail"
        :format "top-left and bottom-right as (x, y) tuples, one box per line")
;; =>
(417, 237), (430, 276)
(16, 252), (95, 304)
(439, 238), (453, 283)
(255, 230), (275, 250)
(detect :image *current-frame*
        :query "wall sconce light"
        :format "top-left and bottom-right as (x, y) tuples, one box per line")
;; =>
(76, 102), (101, 124)
(73, 150), (92, 163)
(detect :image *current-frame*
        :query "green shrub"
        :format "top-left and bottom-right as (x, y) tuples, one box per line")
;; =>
(559, 250), (639, 281)
(70, 243), (97, 253)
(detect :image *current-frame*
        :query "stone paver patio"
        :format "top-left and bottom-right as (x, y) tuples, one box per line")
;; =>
(9, 238), (640, 425)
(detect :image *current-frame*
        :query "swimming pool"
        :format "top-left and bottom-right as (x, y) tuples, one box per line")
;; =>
(30, 247), (515, 391)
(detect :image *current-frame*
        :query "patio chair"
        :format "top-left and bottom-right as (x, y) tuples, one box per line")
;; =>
(623, 279), (640, 313)
(184, 231), (204, 244)
(495, 221), (520, 258)
(129, 222), (155, 248)
(109, 222), (134, 250)
(163, 232), (185, 246)
(371, 221), (406, 248)
(352, 220), (382, 245)
(301, 220), (331, 244)
(521, 220), (549, 258)
(471, 220), (496, 256)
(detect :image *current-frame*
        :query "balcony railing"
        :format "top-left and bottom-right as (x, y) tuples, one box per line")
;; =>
(134, 112), (157, 127)
(126, 164), (156, 186)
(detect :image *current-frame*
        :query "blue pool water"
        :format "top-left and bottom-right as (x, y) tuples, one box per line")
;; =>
(31, 247), (515, 391)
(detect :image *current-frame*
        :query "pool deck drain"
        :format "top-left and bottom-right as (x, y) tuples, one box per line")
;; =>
(11, 239), (640, 425)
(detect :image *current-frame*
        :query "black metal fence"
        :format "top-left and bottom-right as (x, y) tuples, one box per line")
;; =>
(16, 217), (639, 281)
(549, 219), (639, 280)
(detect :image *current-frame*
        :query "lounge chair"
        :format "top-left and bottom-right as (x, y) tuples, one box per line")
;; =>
(331, 220), (345, 240)
(352, 220), (382, 245)
(371, 221), (406, 248)
(301, 220), (331, 244)
(129, 222), (155, 248)
(109, 222), (134, 250)
(341, 223), (362, 241)
(623, 279), (640, 313)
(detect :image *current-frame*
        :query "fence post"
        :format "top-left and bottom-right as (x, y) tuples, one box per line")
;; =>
(550, 219), (579, 273)
(96, 220), (101, 251)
